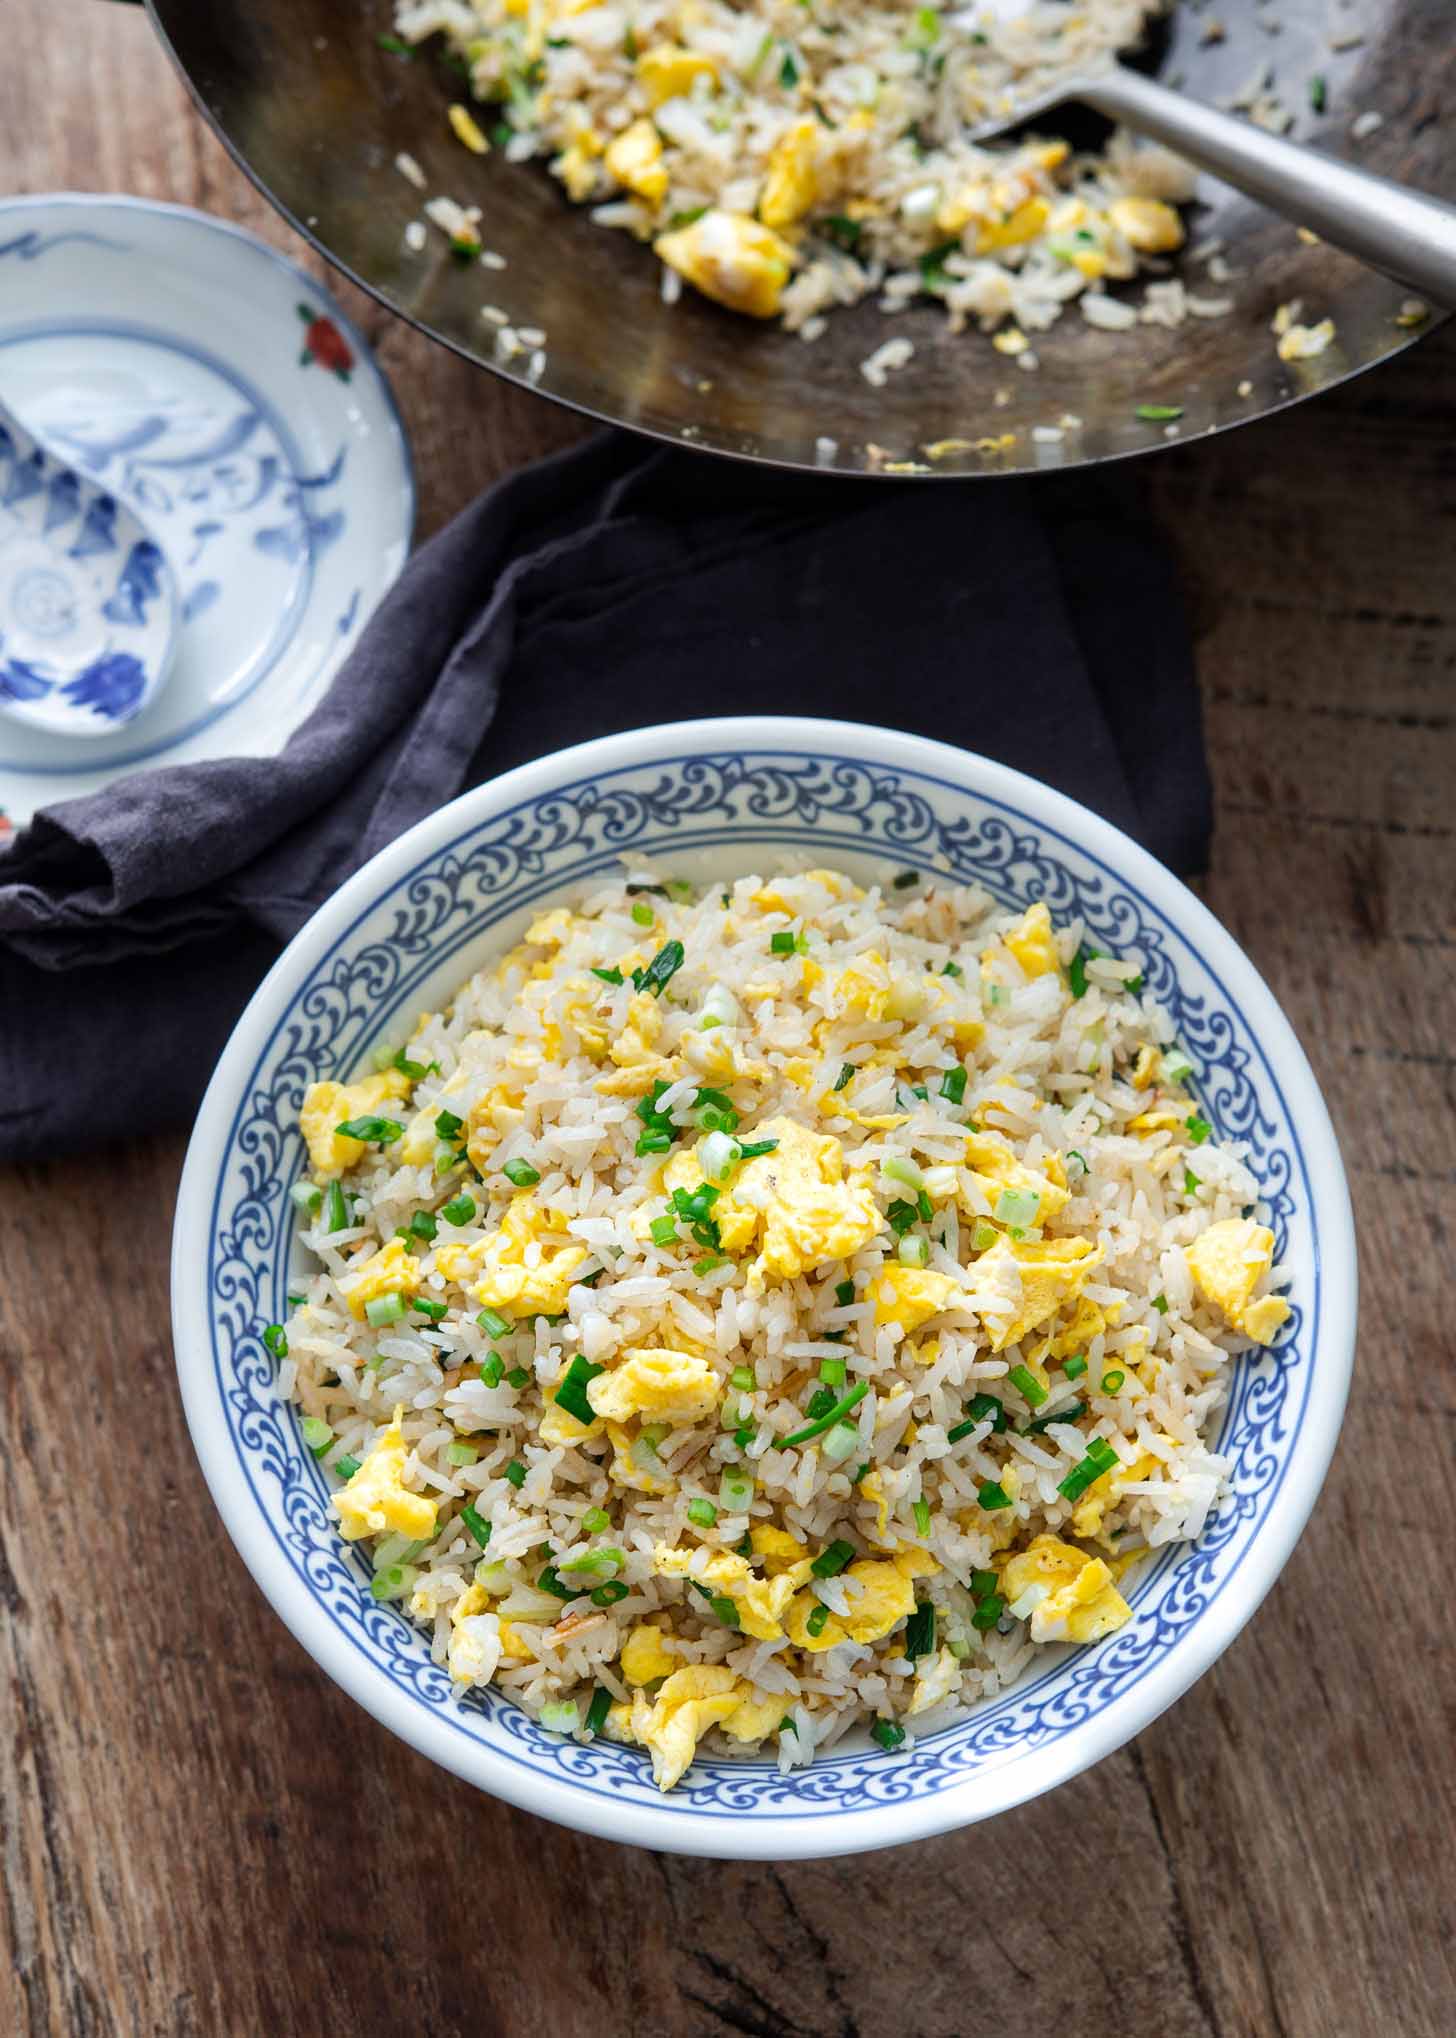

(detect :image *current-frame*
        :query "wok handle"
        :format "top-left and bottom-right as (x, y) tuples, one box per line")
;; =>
(1084, 67), (1456, 308)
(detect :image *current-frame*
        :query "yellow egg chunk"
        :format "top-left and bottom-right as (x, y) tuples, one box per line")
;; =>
(588, 1348), (722, 1425)
(1108, 196), (1185, 252)
(1000, 901), (1061, 980)
(964, 1235), (1103, 1351)
(473, 1194), (588, 1315)
(718, 1690), (785, 1743)
(731, 1116), (882, 1287)
(760, 119), (820, 227)
(834, 949), (892, 1020)
(1184, 1218), (1290, 1345)
(539, 1399), (605, 1447)
(750, 1523), (808, 1572)
(635, 1666), (751, 1790)
(446, 1582), (499, 1685)
(959, 1132), (1070, 1222)
(654, 210), (794, 318)
(604, 118), (668, 206)
(636, 44), (718, 107)
(786, 1552), (931, 1652)
(340, 1236), (422, 1320)
(859, 1469), (901, 1550)
(332, 1406), (438, 1543)
(606, 1420), (672, 1494)
(871, 1264), (961, 1332)
(621, 1622), (677, 1686)
(1002, 1534), (1131, 1643)
(653, 1544), (811, 1641)
(976, 196), (1050, 253)
(907, 1645), (961, 1716)
(299, 1068), (412, 1177)
(609, 989), (664, 1068)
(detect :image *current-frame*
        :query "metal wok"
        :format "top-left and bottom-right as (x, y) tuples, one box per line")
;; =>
(146, 0), (1452, 477)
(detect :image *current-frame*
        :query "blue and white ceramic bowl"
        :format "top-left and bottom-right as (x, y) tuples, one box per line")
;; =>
(172, 719), (1356, 1859)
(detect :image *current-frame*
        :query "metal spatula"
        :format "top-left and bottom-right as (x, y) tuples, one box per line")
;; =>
(967, 0), (1456, 306)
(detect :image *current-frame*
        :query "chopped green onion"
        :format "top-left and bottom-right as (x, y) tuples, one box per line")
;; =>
(1134, 403), (1185, 423)
(1057, 1437), (1119, 1501)
(649, 1214), (679, 1247)
(912, 1498), (932, 1538)
(1185, 1115), (1211, 1145)
(334, 1115), (403, 1145)
(945, 1417), (980, 1444)
(699, 1130), (742, 1182)
(633, 940), (686, 998)
(834, 1279), (856, 1307)
(1184, 1168), (1201, 1195)
(1007, 1364), (1048, 1409)
(370, 1562), (418, 1603)
(625, 881), (668, 898)
(688, 1497), (718, 1528)
(1100, 1369), (1127, 1393)
(896, 1234), (931, 1270)
(591, 1579), (629, 1606)
(822, 1420), (861, 1464)
(970, 1569), (998, 1599)
(582, 1506), (610, 1533)
(943, 960), (963, 978)
(1025, 1401), (1086, 1436)
(811, 1539), (856, 1578)
(1309, 73), (1327, 112)
(479, 1352), (503, 1388)
(819, 1356), (847, 1387)
(405, 1208), (437, 1244)
(477, 1306), (512, 1337)
(709, 1594), (741, 1628)
(461, 1501), (492, 1549)
(364, 1293), (406, 1327)
(502, 1158), (541, 1188)
(333, 1453), (362, 1481)
(806, 1603), (831, 1638)
(537, 1565), (577, 1600)
(885, 1199), (919, 1239)
(977, 1480), (1012, 1512)
(630, 900), (655, 926)
(851, 1462), (870, 1484)
(553, 1354), (605, 1426)
(325, 1180), (349, 1233)
(301, 1416), (334, 1455)
(985, 983), (1009, 1008)
(870, 1719), (905, 1751)
(966, 1393), (1007, 1433)
(939, 1066), (967, 1106)
(736, 1137), (779, 1161)
(995, 1187), (1041, 1229)
(1063, 1353), (1088, 1380)
(694, 1253), (728, 1275)
(1151, 1293), (1169, 1316)
(636, 1129), (673, 1156)
(585, 1687), (613, 1735)
(291, 1181), (323, 1216)
(412, 1297), (448, 1322)
(971, 1594), (1005, 1630)
(1163, 1050), (1194, 1085)
(833, 1063), (855, 1092)
(504, 1460), (527, 1489)
(591, 966), (625, 985)
(882, 1154), (924, 1191)
(730, 1365), (756, 1393)
(560, 1546), (625, 1576)
(441, 1193), (476, 1227)
(904, 1602), (935, 1657)
(262, 1323), (288, 1359)
(1067, 945), (1105, 1000)
(782, 1378), (869, 1448)
(719, 1467), (755, 1511)
(892, 868), (919, 890)
(435, 1108), (464, 1140)
(769, 929), (797, 955)
(540, 1700), (580, 1734)
(971, 1219), (999, 1252)
(506, 1366), (530, 1390)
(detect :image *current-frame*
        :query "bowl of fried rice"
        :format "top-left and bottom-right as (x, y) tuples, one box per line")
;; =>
(172, 716), (1355, 1857)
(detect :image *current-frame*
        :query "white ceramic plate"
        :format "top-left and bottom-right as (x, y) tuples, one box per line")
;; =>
(0, 194), (413, 828)
(173, 718), (1357, 1859)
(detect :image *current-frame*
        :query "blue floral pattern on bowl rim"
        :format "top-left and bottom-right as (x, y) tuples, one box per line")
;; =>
(176, 727), (1353, 1854)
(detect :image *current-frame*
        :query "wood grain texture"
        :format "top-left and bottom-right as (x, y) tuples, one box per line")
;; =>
(3, 5), (1453, 2035)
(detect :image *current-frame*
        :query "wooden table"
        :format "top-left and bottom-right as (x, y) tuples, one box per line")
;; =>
(6, 6), (1453, 2033)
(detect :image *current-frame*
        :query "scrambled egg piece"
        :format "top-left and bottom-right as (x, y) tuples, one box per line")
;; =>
(588, 1348), (722, 1425)
(785, 1551), (936, 1652)
(654, 210), (794, 319)
(446, 1581), (500, 1685)
(1108, 196), (1185, 252)
(959, 1132), (1070, 1223)
(1072, 1446), (1159, 1540)
(719, 1690), (786, 1743)
(340, 1236), (421, 1320)
(637, 43), (717, 106)
(760, 119), (819, 227)
(907, 1645), (961, 1716)
(606, 1419), (672, 1495)
(1184, 1219), (1289, 1345)
(630, 1667), (771, 1790)
(654, 1545), (812, 1641)
(1002, 1535), (1131, 1643)
(976, 196), (1050, 254)
(964, 1235), (1102, 1351)
(999, 901), (1060, 980)
(871, 1264), (961, 1332)
(609, 990), (663, 1068)
(620, 1622), (677, 1685)
(750, 1523), (808, 1573)
(299, 1068), (412, 1176)
(730, 1116), (882, 1287)
(539, 1400), (604, 1447)
(473, 1194), (588, 1315)
(524, 907), (576, 947)
(859, 1469), (901, 1549)
(604, 118), (668, 206)
(656, 1148), (757, 1252)
(332, 1406), (437, 1543)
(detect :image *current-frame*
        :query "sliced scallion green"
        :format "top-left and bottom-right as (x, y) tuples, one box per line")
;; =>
(1063, 1353), (1089, 1380)
(977, 1479), (1012, 1511)
(912, 1498), (932, 1538)
(871, 1719), (905, 1751)
(325, 1180), (349, 1233)
(591, 1579), (629, 1606)
(364, 1293), (406, 1327)
(477, 1306), (512, 1337)
(301, 1416), (333, 1455)
(687, 1497), (718, 1528)
(291, 1181), (323, 1216)
(1007, 1364), (1048, 1408)
(585, 1687), (613, 1735)
(810, 1539), (855, 1578)
(904, 1602), (935, 1657)
(782, 1379), (869, 1448)
(504, 1460), (527, 1489)
(461, 1501), (492, 1549)
(370, 1562), (418, 1603)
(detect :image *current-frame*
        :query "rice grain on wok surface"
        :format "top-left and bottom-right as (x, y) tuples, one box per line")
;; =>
(393, 0), (1200, 339)
(279, 866), (1290, 1791)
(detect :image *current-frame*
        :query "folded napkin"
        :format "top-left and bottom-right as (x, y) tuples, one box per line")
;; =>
(0, 431), (1209, 1161)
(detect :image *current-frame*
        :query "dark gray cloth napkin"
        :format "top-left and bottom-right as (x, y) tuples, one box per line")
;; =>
(0, 431), (1209, 1161)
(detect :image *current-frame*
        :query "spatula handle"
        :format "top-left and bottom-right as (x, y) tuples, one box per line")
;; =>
(1085, 67), (1456, 308)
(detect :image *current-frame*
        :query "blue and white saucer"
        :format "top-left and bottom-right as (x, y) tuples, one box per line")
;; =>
(0, 195), (414, 829)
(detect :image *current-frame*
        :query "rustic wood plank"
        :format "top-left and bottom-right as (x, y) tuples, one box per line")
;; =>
(3, 4), (1454, 2036)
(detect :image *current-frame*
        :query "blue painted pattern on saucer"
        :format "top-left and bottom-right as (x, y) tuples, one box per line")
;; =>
(198, 745), (1319, 1826)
